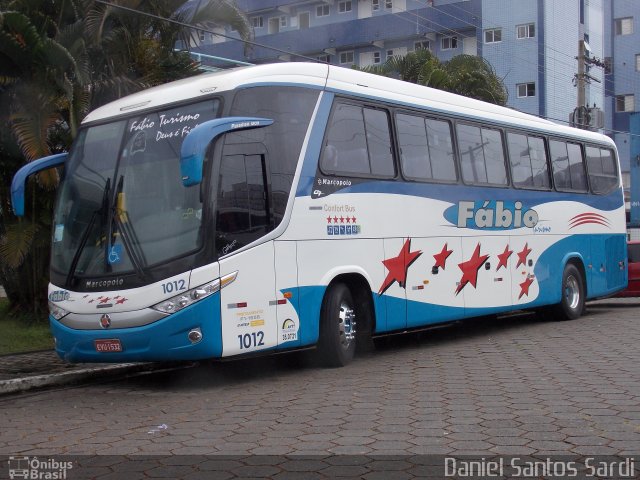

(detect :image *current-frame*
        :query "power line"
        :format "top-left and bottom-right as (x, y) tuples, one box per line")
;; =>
(93, 0), (327, 64)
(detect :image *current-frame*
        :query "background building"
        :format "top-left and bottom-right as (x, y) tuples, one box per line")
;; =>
(604, 0), (638, 178)
(192, 0), (638, 176)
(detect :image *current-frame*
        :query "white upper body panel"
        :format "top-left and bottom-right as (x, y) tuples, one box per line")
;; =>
(82, 62), (615, 150)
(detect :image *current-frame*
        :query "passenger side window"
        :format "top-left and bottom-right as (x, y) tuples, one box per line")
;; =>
(396, 113), (456, 182)
(457, 123), (507, 185)
(549, 140), (588, 192)
(507, 133), (550, 189)
(586, 146), (618, 194)
(321, 103), (395, 177)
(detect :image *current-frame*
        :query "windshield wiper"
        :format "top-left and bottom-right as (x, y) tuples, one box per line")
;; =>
(109, 175), (147, 280)
(65, 178), (111, 288)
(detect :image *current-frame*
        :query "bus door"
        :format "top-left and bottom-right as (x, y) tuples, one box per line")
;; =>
(459, 236), (512, 316)
(216, 143), (279, 357)
(406, 237), (465, 328)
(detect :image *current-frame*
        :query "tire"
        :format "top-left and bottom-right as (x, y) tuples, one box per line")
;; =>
(555, 263), (585, 320)
(318, 283), (357, 367)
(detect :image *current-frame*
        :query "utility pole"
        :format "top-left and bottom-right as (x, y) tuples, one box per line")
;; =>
(577, 40), (586, 118)
(572, 40), (589, 129)
(572, 39), (605, 130)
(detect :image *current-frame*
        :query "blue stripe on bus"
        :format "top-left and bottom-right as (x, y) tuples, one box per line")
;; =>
(325, 180), (624, 211)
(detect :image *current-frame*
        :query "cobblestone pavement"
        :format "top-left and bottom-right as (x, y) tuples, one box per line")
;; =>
(1, 299), (639, 477)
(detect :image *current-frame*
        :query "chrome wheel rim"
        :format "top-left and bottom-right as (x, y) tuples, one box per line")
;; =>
(338, 302), (356, 350)
(565, 275), (580, 310)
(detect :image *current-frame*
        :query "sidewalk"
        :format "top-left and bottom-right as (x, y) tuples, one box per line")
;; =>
(0, 349), (166, 395)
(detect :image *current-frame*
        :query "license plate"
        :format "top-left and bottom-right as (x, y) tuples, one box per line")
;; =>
(94, 339), (122, 352)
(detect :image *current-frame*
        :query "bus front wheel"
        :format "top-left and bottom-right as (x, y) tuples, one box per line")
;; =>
(556, 263), (585, 320)
(318, 283), (357, 367)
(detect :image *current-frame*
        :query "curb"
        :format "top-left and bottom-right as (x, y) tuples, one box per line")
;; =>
(0, 363), (158, 396)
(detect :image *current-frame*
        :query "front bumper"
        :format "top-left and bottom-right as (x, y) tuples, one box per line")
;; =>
(50, 294), (222, 363)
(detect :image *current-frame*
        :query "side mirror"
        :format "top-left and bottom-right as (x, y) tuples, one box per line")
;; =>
(180, 117), (274, 186)
(11, 153), (68, 217)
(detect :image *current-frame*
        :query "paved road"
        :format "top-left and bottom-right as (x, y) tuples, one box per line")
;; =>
(1, 299), (639, 475)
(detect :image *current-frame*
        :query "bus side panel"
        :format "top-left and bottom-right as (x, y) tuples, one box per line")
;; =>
(589, 234), (627, 298)
(405, 236), (465, 327)
(219, 242), (278, 357)
(296, 238), (389, 338)
(520, 235), (591, 308)
(274, 240), (302, 349)
(381, 237), (408, 331)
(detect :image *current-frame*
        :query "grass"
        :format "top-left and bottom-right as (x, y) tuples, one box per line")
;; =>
(0, 299), (53, 355)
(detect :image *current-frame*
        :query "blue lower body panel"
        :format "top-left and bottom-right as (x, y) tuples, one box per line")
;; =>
(51, 294), (222, 363)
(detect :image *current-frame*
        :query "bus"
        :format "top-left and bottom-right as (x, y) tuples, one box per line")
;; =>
(12, 63), (627, 367)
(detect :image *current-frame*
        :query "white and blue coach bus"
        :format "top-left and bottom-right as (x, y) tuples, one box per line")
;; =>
(12, 63), (627, 366)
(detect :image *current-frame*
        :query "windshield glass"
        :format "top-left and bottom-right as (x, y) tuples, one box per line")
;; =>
(51, 99), (221, 280)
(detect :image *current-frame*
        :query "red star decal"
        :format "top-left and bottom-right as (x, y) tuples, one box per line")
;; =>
(340, 216), (345, 223)
(345, 217), (351, 223)
(99, 297), (111, 304)
(455, 243), (489, 295)
(516, 243), (532, 268)
(433, 243), (453, 270)
(352, 216), (356, 223)
(327, 216), (332, 223)
(518, 276), (535, 299)
(379, 239), (422, 295)
(115, 297), (128, 305)
(496, 245), (513, 271)
(333, 216), (338, 223)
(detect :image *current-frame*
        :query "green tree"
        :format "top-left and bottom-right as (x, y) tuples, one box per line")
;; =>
(358, 49), (508, 106)
(0, 0), (250, 314)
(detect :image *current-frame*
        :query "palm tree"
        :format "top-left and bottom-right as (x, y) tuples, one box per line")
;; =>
(443, 54), (508, 106)
(356, 49), (507, 106)
(0, 0), (251, 313)
(84, 0), (251, 107)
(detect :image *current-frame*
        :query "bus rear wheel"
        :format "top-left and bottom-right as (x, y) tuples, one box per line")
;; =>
(318, 283), (357, 367)
(556, 263), (585, 320)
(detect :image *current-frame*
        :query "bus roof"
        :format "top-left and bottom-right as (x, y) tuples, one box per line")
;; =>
(82, 62), (614, 147)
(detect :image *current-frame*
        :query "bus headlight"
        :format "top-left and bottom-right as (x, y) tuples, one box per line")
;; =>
(151, 271), (238, 314)
(151, 279), (221, 314)
(48, 301), (69, 320)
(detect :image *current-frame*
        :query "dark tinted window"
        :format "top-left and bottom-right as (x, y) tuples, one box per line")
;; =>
(397, 113), (430, 179)
(364, 108), (395, 176)
(228, 86), (319, 225)
(507, 133), (550, 189)
(628, 243), (640, 263)
(321, 103), (395, 177)
(586, 146), (618, 194)
(396, 113), (456, 182)
(216, 154), (270, 256)
(550, 140), (587, 192)
(427, 118), (456, 181)
(457, 124), (507, 185)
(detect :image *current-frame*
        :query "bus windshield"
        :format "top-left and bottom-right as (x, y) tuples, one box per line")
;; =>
(51, 99), (221, 280)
